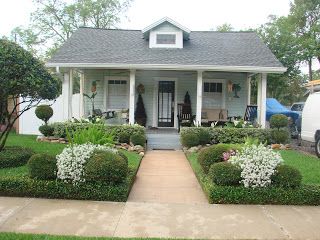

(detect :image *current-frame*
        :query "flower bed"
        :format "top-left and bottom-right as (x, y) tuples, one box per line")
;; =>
(186, 150), (320, 205)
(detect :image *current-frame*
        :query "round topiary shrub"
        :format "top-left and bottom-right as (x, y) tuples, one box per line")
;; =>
(39, 124), (54, 137)
(208, 162), (242, 186)
(0, 146), (34, 168)
(85, 150), (128, 184)
(118, 131), (131, 144)
(198, 129), (211, 145)
(271, 129), (289, 144)
(130, 133), (146, 146)
(270, 114), (288, 130)
(271, 165), (302, 188)
(198, 144), (231, 173)
(35, 105), (53, 124)
(180, 132), (200, 148)
(28, 153), (57, 180)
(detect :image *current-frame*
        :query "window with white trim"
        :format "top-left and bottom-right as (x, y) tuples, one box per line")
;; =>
(107, 80), (128, 110)
(156, 34), (176, 44)
(203, 82), (224, 109)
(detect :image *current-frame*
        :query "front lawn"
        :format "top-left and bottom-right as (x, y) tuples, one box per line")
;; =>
(187, 150), (320, 205)
(0, 134), (142, 202)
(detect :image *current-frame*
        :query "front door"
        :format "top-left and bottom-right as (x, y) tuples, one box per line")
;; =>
(158, 81), (175, 127)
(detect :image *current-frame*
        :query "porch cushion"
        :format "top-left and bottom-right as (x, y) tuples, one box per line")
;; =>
(202, 109), (228, 122)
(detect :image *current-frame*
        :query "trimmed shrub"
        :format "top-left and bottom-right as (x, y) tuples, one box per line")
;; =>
(130, 133), (146, 146)
(209, 162), (241, 186)
(28, 154), (57, 180)
(118, 131), (131, 144)
(180, 132), (200, 148)
(0, 147), (34, 168)
(35, 105), (53, 124)
(270, 114), (288, 130)
(39, 124), (54, 137)
(272, 165), (302, 188)
(198, 144), (231, 173)
(85, 151), (128, 184)
(271, 129), (290, 144)
(198, 128), (211, 145)
(180, 127), (271, 146)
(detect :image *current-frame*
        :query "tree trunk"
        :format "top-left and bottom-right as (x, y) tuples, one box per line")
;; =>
(308, 59), (313, 81)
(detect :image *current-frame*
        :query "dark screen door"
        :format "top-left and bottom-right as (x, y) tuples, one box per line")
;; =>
(158, 81), (175, 127)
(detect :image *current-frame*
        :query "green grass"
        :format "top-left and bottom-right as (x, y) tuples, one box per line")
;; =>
(6, 133), (65, 155)
(280, 150), (320, 185)
(0, 232), (173, 240)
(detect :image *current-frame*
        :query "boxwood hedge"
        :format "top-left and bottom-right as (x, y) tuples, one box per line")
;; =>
(181, 127), (271, 147)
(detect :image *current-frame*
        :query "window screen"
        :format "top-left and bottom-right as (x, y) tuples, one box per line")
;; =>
(204, 82), (223, 93)
(156, 34), (176, 44)
(108, 80), (128, 109)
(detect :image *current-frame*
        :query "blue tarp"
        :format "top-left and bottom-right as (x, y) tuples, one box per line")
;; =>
(266, 98), (299, 122)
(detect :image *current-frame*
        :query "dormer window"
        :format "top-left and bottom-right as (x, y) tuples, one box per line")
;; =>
(156, 34), (176, 44)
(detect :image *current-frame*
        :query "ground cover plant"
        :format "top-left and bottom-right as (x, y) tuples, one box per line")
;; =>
(186, 147), (320, 205)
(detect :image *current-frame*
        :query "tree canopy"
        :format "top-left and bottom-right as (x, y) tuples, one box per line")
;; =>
(0, 38), (61, 150)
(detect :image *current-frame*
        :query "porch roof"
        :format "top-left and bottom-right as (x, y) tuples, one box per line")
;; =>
(47, 28), (286, 73)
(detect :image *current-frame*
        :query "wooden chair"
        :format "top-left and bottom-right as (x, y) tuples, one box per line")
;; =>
(177, 103), (193, 132)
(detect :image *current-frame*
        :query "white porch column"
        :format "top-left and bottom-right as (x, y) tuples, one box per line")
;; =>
(247, 75), (251, 105)
(257, 73), (267, 128)
(129, 69), (136, 125)
(79, 71), (85, 118)
(196, 70), (203, 126)
(62, 69), (73, 120)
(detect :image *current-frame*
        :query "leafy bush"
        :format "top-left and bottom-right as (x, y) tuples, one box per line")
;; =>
(130, 133), (146, 146)
(118, 131), (131, 144)
(198, 128), (211, 145)
(271, 129), (290, 144)
(28, 154), (57, 180)
(56, 143), (117, 184)
(180, 127), (271, 146)
(39, 124), (54, 137)
(272, 165), (302, 188)
(230, 144), (283, 188)
(35, 105), (53, 124)
(180, 132), (200, 147)
(67, 124), (115, 146)
(85, 151), (128, 184)
(198, 144), (231, 173)
(208, 162), (241, 186)
(51, 122), (145, 141)
(270, 114), (288, 130)
(0, 147), (34, 168)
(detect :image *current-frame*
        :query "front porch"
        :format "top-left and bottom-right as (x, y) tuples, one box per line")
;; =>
(61, 68), (267, 128)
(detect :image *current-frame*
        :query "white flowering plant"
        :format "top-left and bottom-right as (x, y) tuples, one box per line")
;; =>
(229, 144), (283, 188)
(56, 143), (117, 184)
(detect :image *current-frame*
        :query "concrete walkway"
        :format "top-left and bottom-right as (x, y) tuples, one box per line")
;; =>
(1, 197), (320, 239)
(128, 150), (207, 204)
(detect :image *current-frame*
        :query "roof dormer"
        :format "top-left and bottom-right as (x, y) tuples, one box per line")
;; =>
(142, 17), (190, 49)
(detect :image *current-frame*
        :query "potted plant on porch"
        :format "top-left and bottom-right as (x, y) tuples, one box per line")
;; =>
(134, 84), (147, 126)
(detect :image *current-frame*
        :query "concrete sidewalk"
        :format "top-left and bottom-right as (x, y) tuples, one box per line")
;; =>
(1, 197), (320, 239)
(128, 150), (207, 204)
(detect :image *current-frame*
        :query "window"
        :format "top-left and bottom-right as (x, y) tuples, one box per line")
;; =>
(204, 82), (223, 93)
(156, 34), (176, 44)
(107, 80), (128, 109)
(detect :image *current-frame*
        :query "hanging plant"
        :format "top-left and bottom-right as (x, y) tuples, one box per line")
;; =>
(137, 84), (145, 94)
(232, 84), (241, 98)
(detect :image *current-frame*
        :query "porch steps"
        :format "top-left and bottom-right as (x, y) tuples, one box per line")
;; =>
(146, 129), (181, 150)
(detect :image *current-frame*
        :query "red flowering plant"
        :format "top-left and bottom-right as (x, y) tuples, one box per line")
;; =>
(222, 149), (237, 161)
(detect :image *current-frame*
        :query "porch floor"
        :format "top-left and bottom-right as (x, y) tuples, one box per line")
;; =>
(146, 128), (181, 150)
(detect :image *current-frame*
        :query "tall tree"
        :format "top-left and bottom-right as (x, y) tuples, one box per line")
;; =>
(215, 23), (233, 32)
(0, 39), (61, 151)
(289, 0), (320, 80)
(12, 0), (132, 58)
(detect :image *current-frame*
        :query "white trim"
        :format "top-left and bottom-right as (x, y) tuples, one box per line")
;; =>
(79, 72), (84, 117)
(129, 70), (136, 124)
(104, 76), (129, 111)
(150, 31), (183, 49)
(247, 74), (251, 105)
(142, 17), (191, 34)
(196, 71), (203, 126)
(153, 77), (178, 128)
(46, 62), (286, 74)
(202, 79), (226, 109)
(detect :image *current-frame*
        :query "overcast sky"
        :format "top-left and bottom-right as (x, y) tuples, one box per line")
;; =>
(0, 0), (293, 36)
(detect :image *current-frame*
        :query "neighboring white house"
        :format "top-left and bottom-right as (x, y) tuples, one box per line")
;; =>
(21, 17), (286, 134)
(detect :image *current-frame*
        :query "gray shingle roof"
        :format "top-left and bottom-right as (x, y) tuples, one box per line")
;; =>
(48, 27), (283, 69)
